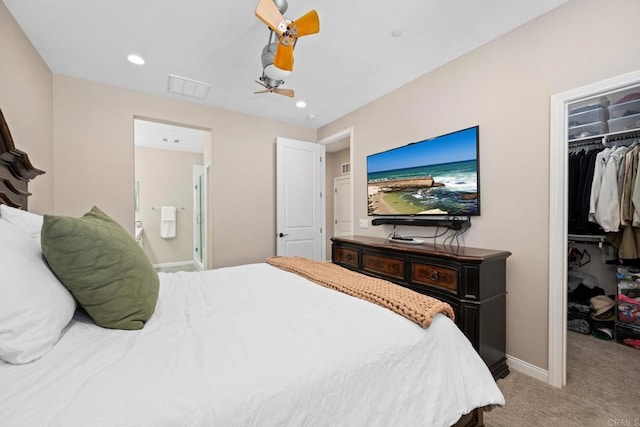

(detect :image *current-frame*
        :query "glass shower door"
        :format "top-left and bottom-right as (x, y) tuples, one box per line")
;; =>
(194, 168), (204, 268)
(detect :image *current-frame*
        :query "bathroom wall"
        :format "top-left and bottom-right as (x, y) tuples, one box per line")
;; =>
(135, 146), (203, 265)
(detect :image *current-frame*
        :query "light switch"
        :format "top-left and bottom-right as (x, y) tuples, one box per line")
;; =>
(359, 219), (369, 229)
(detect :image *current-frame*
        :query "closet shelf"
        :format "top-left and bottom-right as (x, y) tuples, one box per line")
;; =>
(568, 233), (607, 244)
(568, 126), (640, 145)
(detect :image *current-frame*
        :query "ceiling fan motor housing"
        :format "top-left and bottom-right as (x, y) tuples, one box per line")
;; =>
(261, 42), (291, 82)
(273, 0), (287, 14)
(260, 74), (283, 89)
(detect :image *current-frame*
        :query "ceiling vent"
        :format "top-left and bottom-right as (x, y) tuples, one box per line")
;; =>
(167, 74), (211, 99)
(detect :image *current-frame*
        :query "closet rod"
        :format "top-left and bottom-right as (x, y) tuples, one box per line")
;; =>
(568, 137), (605, 148)
(605, 129), (640, 143)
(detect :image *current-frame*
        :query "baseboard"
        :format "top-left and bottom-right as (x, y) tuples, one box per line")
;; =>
(506, 354), (548, 383)
(152, 260), (194, 269)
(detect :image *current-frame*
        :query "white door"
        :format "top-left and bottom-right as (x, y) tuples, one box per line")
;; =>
(276, 137), (325, 260)
(334, 176), (351, 237)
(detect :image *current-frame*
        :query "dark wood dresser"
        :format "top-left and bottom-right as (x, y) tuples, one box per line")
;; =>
(331, 235), (511, 380)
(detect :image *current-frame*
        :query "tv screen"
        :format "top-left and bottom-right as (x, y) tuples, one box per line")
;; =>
(367, 126), (480, 216)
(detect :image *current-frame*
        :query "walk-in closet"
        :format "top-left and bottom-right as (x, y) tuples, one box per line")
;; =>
(566, 85), (640, 359)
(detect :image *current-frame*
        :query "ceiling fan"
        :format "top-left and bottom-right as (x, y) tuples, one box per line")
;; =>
(253, 0), (319, 98)
(255, 0), (320, 72)
(254, 79), (294, 98)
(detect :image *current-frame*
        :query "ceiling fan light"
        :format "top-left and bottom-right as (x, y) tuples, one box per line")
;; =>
(264, 63), (291, 81)
(261, 43), (290, 81)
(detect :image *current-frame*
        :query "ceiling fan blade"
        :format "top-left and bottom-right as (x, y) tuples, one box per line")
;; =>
(255, 0), (285, 35)
(274, 43), (293, 71)
(255, 80), (269, 89)
(292, 10), (320, 36)
(274, 88), (295, 98)
(254, 89), (271, 94)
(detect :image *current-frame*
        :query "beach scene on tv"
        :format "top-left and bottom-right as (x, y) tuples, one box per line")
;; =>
(367, 127), (479, 216)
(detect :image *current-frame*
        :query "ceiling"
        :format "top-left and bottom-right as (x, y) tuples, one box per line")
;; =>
(4, 0), (569, 129)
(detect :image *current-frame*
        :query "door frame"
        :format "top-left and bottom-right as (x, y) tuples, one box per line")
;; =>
(548, 69), (640, 388)
(319, 127), (355, 260)
(203, 162), (210, 269)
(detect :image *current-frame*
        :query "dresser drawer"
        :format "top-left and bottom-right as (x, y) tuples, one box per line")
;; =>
(363, 253), (404, 280)
(334, 247), (359, 267)
(411, 261), (458, 294)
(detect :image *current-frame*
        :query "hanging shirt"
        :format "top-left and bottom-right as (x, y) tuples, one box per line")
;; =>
(621, 145), (640, 226)
(595, 145), (628, 232)
(588, 147), (612, 224)
(632, 148), (640, 226)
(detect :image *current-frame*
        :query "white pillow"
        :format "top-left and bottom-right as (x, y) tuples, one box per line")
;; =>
(0, 204), (44, 243)
(0, 220), (76, 364)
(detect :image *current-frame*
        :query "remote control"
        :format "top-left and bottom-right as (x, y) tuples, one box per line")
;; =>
(391, 236), (413, 241)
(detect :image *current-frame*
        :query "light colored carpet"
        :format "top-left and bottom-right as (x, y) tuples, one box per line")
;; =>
(485, 331), (639, 427)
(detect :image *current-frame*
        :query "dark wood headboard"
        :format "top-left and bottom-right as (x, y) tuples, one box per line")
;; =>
(0, 108), (44, 210)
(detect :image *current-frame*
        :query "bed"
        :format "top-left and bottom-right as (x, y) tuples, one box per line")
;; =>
(0, 109), (504, 427)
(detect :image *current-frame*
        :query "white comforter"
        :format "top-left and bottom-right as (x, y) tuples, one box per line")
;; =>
(0, 263), (504, 427)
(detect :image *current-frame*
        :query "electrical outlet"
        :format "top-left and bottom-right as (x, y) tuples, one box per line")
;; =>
(359, 219), (369, 229)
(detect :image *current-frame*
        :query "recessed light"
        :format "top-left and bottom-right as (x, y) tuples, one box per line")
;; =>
(307, 114), (318, 121)
(127, 54), (145, 65)
(296, 100), (307, 108)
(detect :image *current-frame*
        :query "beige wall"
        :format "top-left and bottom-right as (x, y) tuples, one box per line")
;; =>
(0, 2), (53, 214)
(135, 146), (202, 265)
(318, 0), (640, 370)
(325, 147), (350, 259)
(52, 75), (316, 268)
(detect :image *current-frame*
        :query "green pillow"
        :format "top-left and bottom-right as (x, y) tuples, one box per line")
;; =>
(41, 206), (159, 330)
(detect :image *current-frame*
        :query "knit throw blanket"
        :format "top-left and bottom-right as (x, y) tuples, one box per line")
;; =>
(266, 256), (455, 328)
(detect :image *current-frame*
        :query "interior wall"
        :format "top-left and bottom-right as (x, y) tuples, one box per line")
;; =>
(52, 75), (316, 268)
(0, 2), (53, 214)
(317, 0), (640, 371)
(325, 147), (350, 260)
(135, 146), (202, 265)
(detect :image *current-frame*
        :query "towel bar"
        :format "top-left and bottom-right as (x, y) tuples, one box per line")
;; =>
(151, 206), (185, 211)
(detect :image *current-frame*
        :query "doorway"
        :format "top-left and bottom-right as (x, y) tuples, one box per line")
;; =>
(548, 69), (640, 388)
(334, 175), (352, 238)
(134, 118), (211, 271)
(319, 128), (354, 261)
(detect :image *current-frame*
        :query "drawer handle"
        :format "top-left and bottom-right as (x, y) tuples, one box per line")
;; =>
(345, 254), (353, 261)
(429, 270), (439, 281)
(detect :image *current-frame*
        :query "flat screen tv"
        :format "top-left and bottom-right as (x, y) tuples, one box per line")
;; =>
(367, 126), (480, 216)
